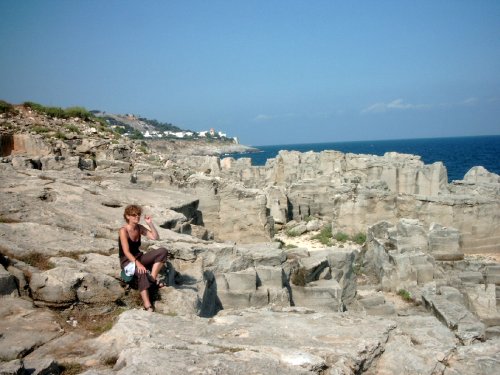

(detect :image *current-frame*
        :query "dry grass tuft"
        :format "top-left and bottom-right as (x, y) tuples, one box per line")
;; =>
(56, 304), (127, 336)
(17, 252), (54, 270)
(59, 362), (86, 375)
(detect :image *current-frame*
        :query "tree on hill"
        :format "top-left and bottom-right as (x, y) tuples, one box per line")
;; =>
(137, 117), (184, 132)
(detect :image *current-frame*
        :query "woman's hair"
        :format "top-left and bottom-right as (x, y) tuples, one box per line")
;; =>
(123, 204), (142, 223)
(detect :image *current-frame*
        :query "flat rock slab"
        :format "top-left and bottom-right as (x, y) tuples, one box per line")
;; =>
(444, 338), (500, 375)
(369, 315), (457, 374)
(88, 308), (397, 374)
(0, 297), (63, 361)
(423, 293), (485, 344)
(0, 222), (115, 257)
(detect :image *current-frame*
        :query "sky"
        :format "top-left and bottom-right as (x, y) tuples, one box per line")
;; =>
(1, 0), (499, 146)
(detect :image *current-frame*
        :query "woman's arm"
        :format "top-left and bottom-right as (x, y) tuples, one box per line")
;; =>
(142, 215), (159, 240)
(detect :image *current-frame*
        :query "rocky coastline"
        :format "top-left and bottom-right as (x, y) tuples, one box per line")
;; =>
(1, 104), (499, 374)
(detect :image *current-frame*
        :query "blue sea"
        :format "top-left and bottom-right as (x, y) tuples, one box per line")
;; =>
(231, 136), (500, 182)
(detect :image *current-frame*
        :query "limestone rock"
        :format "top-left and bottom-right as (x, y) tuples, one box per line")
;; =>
(291, 279), (343, 312)
(0, 298), (63, 361)
(0, 358), (24, 375)
(444, 338), (500, 375)
(86, 308), (397, 374)
(463, 166), (500, 184)
(30, 263), (124, 307)
(365, 219), (437, 292)
(22, 358), (60, 375)
(220, 149), (499, 254)
(155, 287), (201, 316)
(287, 222), (307, 236)
(422, 293), (485, 344)
(428, 223), (463, 261)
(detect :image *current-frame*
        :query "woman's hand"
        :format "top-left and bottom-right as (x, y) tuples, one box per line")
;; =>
(136, 260), (147, 274)
(142, 215), (159, 240)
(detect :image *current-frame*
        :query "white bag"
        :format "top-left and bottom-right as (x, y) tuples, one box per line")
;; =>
(124, 261), (136, 277)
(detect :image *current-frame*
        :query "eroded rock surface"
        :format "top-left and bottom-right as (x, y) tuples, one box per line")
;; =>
(1, 106), (499, 374)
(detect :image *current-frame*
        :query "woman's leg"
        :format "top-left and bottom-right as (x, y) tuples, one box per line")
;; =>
(139, 248), (169, 281)
(140, 289), (152, 310)
(151, 261), (164, 281)
(137, 273), (154, 309)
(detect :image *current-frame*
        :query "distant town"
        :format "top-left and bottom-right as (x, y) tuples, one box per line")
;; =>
(94, 112), (239, 144)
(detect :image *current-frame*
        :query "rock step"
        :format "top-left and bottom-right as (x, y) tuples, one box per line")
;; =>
(460, 235), (500, 254)
(461, 234), (500, 247)
(422, 293), (485, 344)
(461, 244), (500, 254)
(485, 266), (500, 285)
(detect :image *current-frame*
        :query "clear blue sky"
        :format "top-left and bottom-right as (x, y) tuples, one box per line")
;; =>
(1, 0), (499, 146)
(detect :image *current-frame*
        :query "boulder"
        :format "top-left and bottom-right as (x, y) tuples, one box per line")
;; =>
(0, 359), (25, 374)
(463, 166), (500, 184)
(30, 263), (124, 307)
(287, 222), (307, 236)
(291, 279), (343, 312)
(327, 248), (358, 303)
(155, 287), (201, 316)
(256, 266), (284, 289)
(305, 219), (322, 232)
(40, 155), (80, 170)
(428, 223), (463, 261)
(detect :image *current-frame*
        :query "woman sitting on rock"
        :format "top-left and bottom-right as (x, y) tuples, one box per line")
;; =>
(119, 204), (169, 312)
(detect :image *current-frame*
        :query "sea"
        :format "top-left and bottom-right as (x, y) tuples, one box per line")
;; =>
(230, 135), (500, 182)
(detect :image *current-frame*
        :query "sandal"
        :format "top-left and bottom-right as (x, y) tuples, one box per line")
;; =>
(144, 305), (155, 312)
(155, 280), (166, 288)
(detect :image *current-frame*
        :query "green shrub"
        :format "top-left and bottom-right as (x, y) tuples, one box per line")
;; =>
(285, 228), (302, 237)
(1, 122), (14, 130)
(65, 106), (92, 120)
(129, 129), (144, 139)
(353, 263), (363, 275)
(311, 225), (333, 245)
(24, 102), (96, 120)
(351, 232), (366, 245)
(44, 106), (67, 118)
(23, 102), (66, 118)
(397, 289), (413, 302)
(94, 117), (106, 125)
(32, 125), (50, 134)
(334, 231), (349, 242)
(64, 124), (80, 134)
(55, 131), (66, 139)
(23, 101), (45, 112)
(114, 126), (126, 134)
(0, 100), (16, 114)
